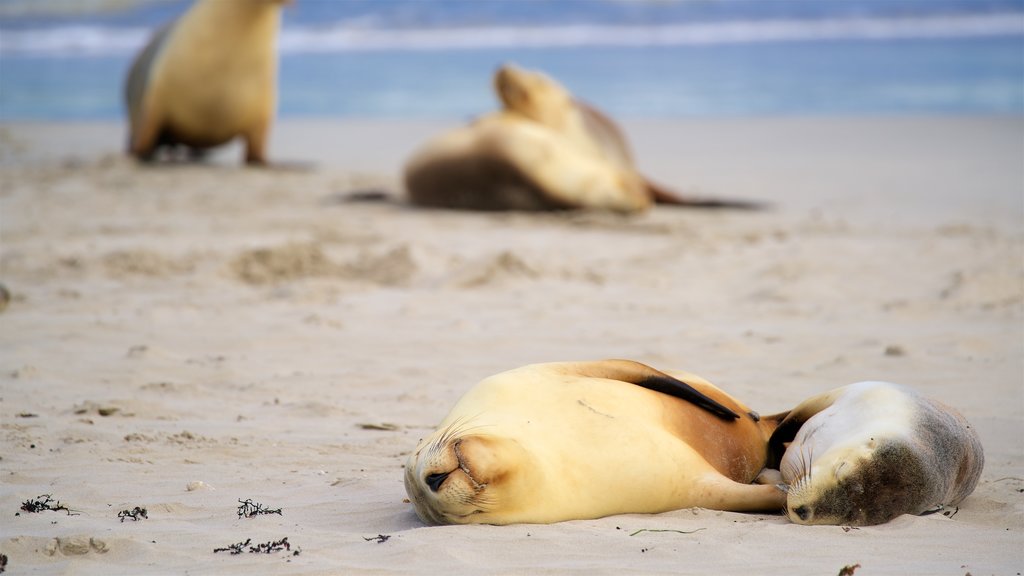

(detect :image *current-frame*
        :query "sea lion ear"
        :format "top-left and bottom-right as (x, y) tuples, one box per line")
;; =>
(566, 359), (740, 421)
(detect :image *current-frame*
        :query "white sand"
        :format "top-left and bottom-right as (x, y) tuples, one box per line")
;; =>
(1, 117), (1021, 574)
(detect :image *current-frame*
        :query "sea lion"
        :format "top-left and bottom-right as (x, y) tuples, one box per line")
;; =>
(767, 381), (984, 526)
(124, 0), (289, 165)
(405, 64), (761, 212)
(404, 113), (651, 212)
(494, 65), (761, 208)
(404, 360), (787, 525)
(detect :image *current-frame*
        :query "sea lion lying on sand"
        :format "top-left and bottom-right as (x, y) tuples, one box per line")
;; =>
(767, 381), (984, 526)
(405, 64), (761, 212)
(404, 360), (786, 525)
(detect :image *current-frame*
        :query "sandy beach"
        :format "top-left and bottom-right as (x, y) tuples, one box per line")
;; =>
(0, 116), (1021, 574)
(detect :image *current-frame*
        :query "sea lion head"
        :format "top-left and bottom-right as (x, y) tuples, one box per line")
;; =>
(404, 421), (538, 525)
(784, 439), (927, 526)
(493, 64), (572, 128)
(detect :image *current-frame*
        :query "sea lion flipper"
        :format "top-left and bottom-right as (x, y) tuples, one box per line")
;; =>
(567, 359), (740, 421)
(699, 473), (788, 512)
(125, 22), (175, 157)
(767, 389), (847, 465)
(129, 95), (164, 160)
(645, 178), (768, 210)
(576, 100), (634, 166)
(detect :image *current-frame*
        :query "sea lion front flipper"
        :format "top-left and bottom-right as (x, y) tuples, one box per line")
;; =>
(564, 359), (740, 421)
(243, 116), (270, 165)
(767, 387), (849, 465)
(128, 94), (165, 160)
(477, 117), (650, 213)
(576, 100), (634, 166)
(124, 22), (175, 157)
(698, 473), (788, 512)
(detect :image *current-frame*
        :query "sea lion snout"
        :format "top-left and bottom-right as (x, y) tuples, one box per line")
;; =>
(791, 504), (811, 521)
(494, 65), (530, 109)
(425, 470), (451, 492)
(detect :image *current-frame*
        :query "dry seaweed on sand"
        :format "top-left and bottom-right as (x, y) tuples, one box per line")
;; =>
(19, 494), (78, 516)
(214, 537), (298, 556)
(364, 534), (391, 543)
(837, 564), (861, 576)
(237, 498), (282, 518)
(214, 538), (251, 555)
(118, 506), (148, 522)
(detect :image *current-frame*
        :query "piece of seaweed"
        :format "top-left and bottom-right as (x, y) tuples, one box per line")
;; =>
(237, 499), (282, 519)
(214, 538), (251, 555)
(19, 495), (78, 516)
(118, 506), (148, 522)
(214, 537), (298, 556)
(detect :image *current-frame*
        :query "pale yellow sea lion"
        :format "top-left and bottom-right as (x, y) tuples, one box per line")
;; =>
(124, 0), (289, 164)
(404, 113), (651, 212)
(767, 381), (984, 526)
(404, 360), (787, 525)
(404, 64), (761, 212)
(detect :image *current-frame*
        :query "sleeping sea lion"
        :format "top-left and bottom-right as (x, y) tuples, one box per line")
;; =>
(404, 360), (787, 525)
(124, 0), (289, 164)
(767, 381), (984, 526)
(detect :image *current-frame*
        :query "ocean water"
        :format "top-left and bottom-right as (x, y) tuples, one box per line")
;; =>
(0, 0), (1022, 120)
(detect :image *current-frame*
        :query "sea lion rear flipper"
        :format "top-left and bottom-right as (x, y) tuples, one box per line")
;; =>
(567, 359), (740, 421)
(646, 178), (767, 210)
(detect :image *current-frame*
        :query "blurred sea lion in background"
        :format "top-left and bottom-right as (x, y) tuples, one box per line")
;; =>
(405, 64), (762, 212)
(124, 0), (290, 165)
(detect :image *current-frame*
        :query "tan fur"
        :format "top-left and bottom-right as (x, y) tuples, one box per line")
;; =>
(404, 65), (662, 213)
(124, 0), (288, 164)
(404, 360), (785, 525)
(404, 114), (650, 212)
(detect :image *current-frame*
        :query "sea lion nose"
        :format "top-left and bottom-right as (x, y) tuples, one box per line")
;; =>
(792, 505), (810, 521)
(425, 471), (451, 492)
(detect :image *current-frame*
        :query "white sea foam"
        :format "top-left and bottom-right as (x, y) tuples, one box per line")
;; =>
(1, 13), (1021, 57)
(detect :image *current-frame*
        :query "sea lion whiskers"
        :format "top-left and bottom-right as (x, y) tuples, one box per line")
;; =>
(834, 460), (847, 479)
(458, 486), (500, 515)
(786, 444), (815, 497)
(423, 414), (485, 458)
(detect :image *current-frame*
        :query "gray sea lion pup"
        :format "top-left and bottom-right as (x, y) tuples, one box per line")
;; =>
(124, 0), (289, 164)
(767, 381), (984, 526)
(404, 360), (787, 525)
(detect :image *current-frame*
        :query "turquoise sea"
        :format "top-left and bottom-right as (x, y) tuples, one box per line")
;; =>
(0, 0), (1022, 120)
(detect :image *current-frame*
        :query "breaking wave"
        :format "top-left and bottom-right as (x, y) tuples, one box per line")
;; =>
(2, 13), (1022, 57)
